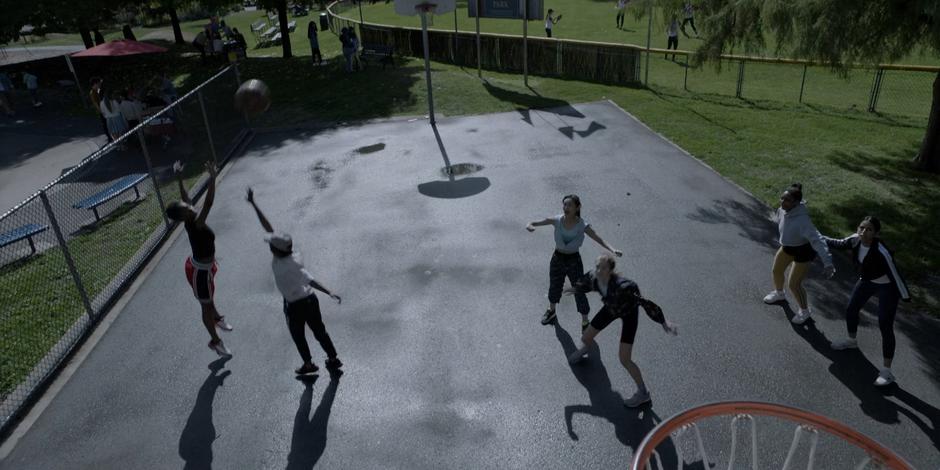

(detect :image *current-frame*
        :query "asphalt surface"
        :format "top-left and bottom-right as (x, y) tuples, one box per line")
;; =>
(2, 101), (938, 469)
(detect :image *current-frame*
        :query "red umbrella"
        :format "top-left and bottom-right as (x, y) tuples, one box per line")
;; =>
(71, 40), (168, 57)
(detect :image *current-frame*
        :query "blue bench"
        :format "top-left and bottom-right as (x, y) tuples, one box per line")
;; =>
(0, 223), (49, 256)
(72, 173), (148, 221)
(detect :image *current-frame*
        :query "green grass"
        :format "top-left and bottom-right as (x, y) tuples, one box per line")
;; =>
(0, 170), (205, 399)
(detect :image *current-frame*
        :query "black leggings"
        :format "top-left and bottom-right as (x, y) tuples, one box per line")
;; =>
(681, 17), (697, 35)
(283, 295), (338, 362)
(548, 251), (589, 314)
(845, 280), (899, 359)
(616, 11), (625, 27)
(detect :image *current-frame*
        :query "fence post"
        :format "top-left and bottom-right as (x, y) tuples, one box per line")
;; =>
(197, 90), (219, 166)
(557, 42), (563, 76)
(799, 63), (807, 103)
(684, 54), (689, 91)
(39, 190), (95, 319)
(735, 59), (745, 98)
(868, 68), (885, 113)
(136, 130), (171, 230)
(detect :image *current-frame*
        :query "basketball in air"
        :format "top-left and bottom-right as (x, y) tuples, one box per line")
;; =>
(234, 79), (271, 116)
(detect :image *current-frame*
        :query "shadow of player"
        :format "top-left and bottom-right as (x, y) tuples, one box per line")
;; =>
(554, 323), (706, 469)
(285, 372), (341, 470)
(787, 309), (940, 455)
(179, 356), (232, 470)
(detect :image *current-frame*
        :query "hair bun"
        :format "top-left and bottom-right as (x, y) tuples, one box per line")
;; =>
(790, 183), (802, 190)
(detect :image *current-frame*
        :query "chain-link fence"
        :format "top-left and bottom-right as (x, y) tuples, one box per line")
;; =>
(0, 64), (249, 434)
(328, 1), (642, 85)
(326, 1), (937, 121)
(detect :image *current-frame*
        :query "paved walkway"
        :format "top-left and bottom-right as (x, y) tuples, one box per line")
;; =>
(1, 101), (938, 469)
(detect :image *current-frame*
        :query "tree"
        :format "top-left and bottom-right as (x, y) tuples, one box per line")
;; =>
(257, 0), (292, 58)
(688, 0), (940, 173)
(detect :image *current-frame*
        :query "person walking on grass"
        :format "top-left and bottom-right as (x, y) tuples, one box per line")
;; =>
(665, 16), (679, 60)
(680, 2), (698, 38)
(166, 161), (234, 357)
(545, 9), (562, 38)
(823, 216), (911, 387)
(527, 194), (623, 331)
(22, 70), (42, 107)
(308, 21), (322, 66)
(246, 188), (344, 376)
(762, 183), (835, 324)
(615, 0), (628, 29)
(566, 254), (678, 407)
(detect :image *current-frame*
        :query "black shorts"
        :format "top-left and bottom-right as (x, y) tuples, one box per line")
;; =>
(783, 243), (817, 263)
(589, 304), (639, 344)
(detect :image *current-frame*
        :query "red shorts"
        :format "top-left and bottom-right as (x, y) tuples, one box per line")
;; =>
(185, 257), (218, 304)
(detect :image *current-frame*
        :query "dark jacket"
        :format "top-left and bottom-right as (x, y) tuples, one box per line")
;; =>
(824, 234), (911, 302)
(572, 271), (666, 323)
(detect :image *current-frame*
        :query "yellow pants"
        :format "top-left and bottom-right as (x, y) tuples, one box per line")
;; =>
(772, 247), (811, 309)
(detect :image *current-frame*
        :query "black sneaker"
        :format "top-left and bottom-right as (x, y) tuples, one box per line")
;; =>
(295, 363), (319, 375)
(325, 357), (343, 370)
(540, 309), (557, 325)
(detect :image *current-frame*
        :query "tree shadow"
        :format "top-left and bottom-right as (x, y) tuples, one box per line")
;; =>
(553, 324), (705, 469)
(179, 356), (232, 470)
(286, 373), (341, 470)
(685, 198), (777, 250)
(482, 82), (585, 118)
(787, 317), (940, 455)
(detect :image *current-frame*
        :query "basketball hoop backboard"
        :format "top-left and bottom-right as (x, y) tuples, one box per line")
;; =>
(394, 0), (455, 16)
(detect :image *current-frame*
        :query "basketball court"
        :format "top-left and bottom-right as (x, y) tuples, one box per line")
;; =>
(1, 101), (937, 469)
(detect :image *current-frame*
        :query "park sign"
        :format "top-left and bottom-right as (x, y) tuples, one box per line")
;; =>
(469, 0), (543, 20)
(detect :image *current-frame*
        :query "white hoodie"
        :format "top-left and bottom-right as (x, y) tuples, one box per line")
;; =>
(777, 202), (833, 267)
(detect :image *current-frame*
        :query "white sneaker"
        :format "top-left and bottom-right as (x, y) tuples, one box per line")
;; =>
(209, 340), (232, 357)
(791, 308), (812, 325)
(568, 347), (588, 364)
(874, 368), (895, 387)
(215, 316), (233, 332)
(624, 390), (651, 408)
(763, 290), (786, 304)
(830, 338), (858, 350)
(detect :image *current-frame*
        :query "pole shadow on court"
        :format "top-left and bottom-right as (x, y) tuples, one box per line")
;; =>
(178, 357), (231, 470)
(285, 373), (341, 470)
(416, 123), (489, 199)
(553, 323), (705, 469)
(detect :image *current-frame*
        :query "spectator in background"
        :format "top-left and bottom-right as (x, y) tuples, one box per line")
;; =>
(94, 30), (106, 45)
(100, 89), (129, 147)
(680, 2), (698, 38)
(666, 16), (679, 60)
(159, 73), (179, 104)
(22, 70), (42, 107)
(193, 28), (208, 63)
(122, 24), (136, 41)
(545, 9), (562, 38)
(0, 72), (14, 105)
(307, 21), (322, 66)
(119, 89), (144, 129)
(232, 28), (248, 54)
(348, 29), (362, 71)
(340, 28), (355, 72)
(615, 0), (628, 30)
(220, 20), (234, 39)
(89, 77), (112, 142)
(0, 79), (13, 116)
